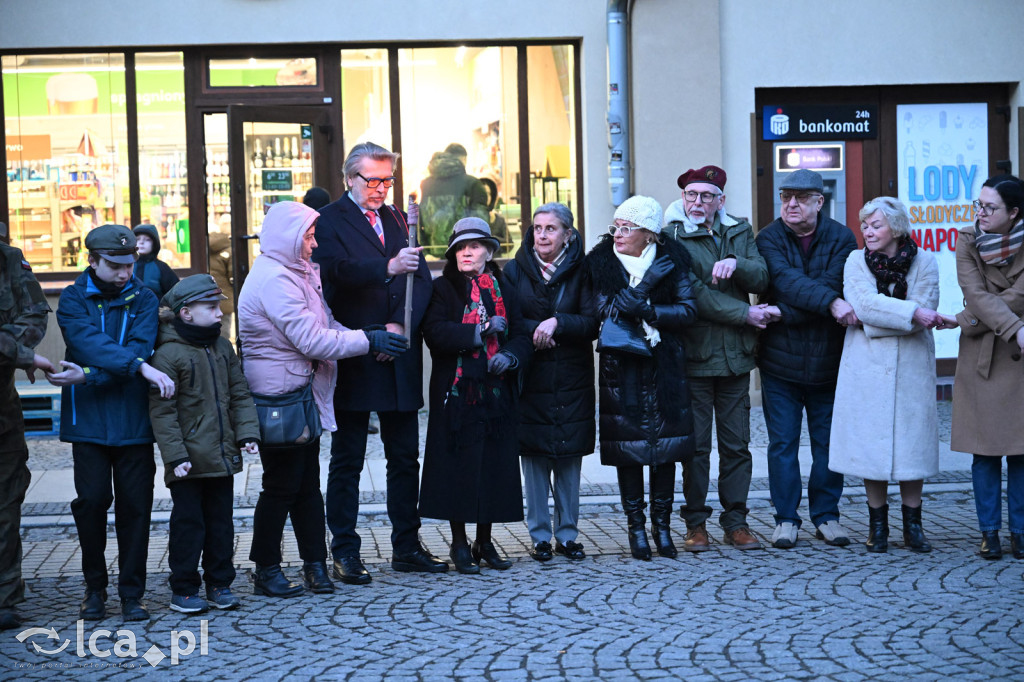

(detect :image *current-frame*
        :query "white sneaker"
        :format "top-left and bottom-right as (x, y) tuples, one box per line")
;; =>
(772, 522), (798, 549)
(815, 520), (851, 547)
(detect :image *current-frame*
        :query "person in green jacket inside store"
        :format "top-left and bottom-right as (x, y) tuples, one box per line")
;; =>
(664, 165), (774, 553)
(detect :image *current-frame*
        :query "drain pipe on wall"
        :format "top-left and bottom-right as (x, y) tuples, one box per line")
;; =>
(607, 0), (631, 206)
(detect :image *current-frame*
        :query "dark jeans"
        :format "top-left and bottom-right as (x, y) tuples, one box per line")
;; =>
(0, 438), (30, 608)
(326, 410), (421, 558)
(249, 438), (327, 566)
(682, 373), (753, 532)
(972, 454), (1024, 534)
(168, 477), (236, 595)
(760, 375), (843, 528)
(70, 442), (155, 599)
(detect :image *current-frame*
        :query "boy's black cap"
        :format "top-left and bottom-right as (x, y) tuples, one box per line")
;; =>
(86, 224), (138, 264)
(161, 274), (227, 313)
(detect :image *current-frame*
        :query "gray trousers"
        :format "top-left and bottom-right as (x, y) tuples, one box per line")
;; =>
(521, 456), (583, 545)
(681, 373), (753, 532)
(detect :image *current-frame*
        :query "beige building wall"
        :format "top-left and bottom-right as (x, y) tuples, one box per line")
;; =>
(630, 0), (723, 214)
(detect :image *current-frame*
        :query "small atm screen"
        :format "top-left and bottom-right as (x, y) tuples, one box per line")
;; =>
(775, 144), (844, 172)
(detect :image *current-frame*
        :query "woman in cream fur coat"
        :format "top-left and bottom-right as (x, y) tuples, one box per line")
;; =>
(829, 197), (952, 554)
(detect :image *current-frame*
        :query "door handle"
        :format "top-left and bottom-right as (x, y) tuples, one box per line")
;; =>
(240, 234), (260, 240)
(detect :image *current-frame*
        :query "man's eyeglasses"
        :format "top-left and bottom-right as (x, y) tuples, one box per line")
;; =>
(608, 224), (637, 237)
(532, 224), (565, 236)
(356, 172), (396, 189)
(779, 191), (822, 205)
(683, 190), (722, 204)
(972, 200), (1004, 216)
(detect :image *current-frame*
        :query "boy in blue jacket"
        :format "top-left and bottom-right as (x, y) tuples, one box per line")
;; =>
(48, 224), (175, 622)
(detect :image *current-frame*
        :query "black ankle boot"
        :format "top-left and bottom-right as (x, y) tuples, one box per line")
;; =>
(901, 504), (931, 553)
(449, 541), (480, 575)
(866, 504), (889, 553)
(1011, 533), (1024, 559)
(623, 498), (652, 560)
(302, 561), (336, 593)
(252, 564), (304, 598)
(472, 540), (512, 570)
(650, 496), (678, 559)
(980, 531), (1002, 559)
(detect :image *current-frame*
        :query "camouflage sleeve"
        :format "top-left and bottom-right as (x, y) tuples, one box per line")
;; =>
(0, 249), (51, 369)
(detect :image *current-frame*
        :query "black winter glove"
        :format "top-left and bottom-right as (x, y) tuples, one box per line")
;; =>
(612, 289), (656, 323)
(481, 316), (507, 336)
(487, 352), (514, 375)
(634, 255), (674, 297)
(364, 330), (409, 356)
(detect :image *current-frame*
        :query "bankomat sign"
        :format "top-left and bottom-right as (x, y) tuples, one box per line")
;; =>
(763, 105), (878, 141)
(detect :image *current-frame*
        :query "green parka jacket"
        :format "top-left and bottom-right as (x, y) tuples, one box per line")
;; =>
(148, 320), (261, 486)
(664, 200), (769, 377)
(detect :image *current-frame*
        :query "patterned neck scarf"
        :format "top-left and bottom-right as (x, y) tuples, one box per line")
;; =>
(451, 273), (506, 402)
(863, 237), (917, 300)
(975, 219), (1024, 266)
(533, 243), (569, 283)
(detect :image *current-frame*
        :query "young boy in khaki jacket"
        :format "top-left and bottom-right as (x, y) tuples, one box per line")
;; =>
(149, 274), (261, 613)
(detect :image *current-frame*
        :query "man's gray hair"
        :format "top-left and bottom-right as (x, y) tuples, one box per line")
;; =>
(859, 196), (911, 239)
(532, 202), (574, 231)
(343, 142), (399, 185)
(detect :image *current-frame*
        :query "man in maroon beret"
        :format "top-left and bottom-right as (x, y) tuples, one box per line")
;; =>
(665, 165), (773, 552)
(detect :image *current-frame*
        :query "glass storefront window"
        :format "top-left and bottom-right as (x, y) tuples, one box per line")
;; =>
(204, 113), (230, 237)
(527, 45), (577, 222)
(398, 46), (519, 260)
(4, 53), (129, 273)
(341, 48), (391, 152)
(136, 51), (190, 269)
(208, 57), (318, 88)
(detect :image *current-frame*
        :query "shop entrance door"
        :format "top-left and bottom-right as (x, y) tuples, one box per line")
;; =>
(225, 105), (332, 310)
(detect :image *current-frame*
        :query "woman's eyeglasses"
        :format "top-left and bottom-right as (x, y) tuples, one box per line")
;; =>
(608, 224), (635, 237)
(972, 200), (1004, 216)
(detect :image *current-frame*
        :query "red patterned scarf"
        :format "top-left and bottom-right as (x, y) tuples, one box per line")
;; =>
(450, 273), (506, 401)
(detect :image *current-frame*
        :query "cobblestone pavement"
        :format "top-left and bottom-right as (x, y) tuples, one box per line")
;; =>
(6, 486), (1024, 680)
(8, 400), (1024, 679)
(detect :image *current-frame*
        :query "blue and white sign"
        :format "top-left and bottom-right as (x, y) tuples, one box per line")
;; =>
(896, 101), (988, 359)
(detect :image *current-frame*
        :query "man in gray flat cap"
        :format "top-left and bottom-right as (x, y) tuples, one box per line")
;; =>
(755, 169), (857, 550)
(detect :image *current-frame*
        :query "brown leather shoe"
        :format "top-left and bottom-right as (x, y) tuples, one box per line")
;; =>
(683, 524), (711, 552)
(724, 526), (762, 550)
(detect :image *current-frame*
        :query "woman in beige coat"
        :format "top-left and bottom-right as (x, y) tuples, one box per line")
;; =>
(946, 175), (1024, 561)
(830, 197), (949, 553)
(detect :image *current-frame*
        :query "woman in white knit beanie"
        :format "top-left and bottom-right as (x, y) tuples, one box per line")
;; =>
(582, 195), (698, 561)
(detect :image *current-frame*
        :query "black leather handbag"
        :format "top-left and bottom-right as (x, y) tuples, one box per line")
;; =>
(596, 312), (652, 357)
(252, 381), (323, 447)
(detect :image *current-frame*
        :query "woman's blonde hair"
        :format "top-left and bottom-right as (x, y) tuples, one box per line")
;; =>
(859, 196), (911, 239)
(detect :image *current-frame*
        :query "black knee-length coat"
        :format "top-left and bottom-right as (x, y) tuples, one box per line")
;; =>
(419, 262), (533, 523)
(503, 226), (597, 460)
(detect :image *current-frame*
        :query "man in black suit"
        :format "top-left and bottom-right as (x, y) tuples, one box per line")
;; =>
(313, 142), (445, 583)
